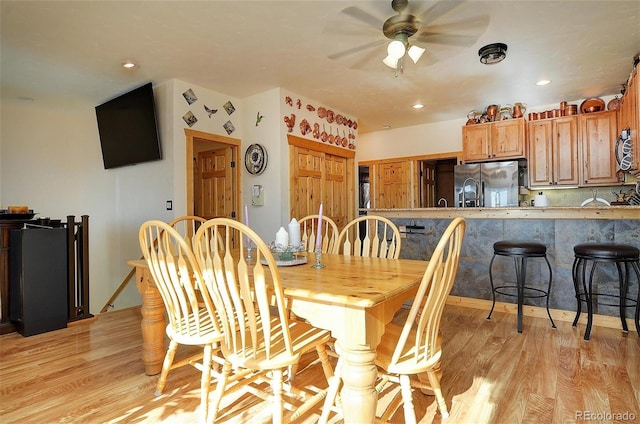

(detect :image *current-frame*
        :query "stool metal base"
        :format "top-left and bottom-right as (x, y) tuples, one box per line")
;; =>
(487, 249), (556, 333)
(572, 253), (640, 341)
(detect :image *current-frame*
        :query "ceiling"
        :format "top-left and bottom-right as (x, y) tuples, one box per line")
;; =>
(1, 1), (638, 134)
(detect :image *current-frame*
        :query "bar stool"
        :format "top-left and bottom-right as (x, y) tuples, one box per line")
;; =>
(572, 243), (640, 341)
(487, 240), (556, 333)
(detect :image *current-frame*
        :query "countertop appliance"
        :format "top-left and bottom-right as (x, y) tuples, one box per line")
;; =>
(454, 161), (522, 207)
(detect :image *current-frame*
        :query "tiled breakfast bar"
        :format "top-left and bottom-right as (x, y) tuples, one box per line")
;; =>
(371, 207), (640, 320)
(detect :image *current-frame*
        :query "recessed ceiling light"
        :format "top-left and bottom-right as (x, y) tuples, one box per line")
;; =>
(536, 79), (551, 86)
(122, 61), (136, 69)
(383, 124), (392, 129)
(412, 103), (424, 109)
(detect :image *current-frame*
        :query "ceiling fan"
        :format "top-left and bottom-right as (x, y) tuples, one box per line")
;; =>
(329, 0), (489, 74)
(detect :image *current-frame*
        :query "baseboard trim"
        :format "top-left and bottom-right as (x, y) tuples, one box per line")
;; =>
(446, 295), (638, 331)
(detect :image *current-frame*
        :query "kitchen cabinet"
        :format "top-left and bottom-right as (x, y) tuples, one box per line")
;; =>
(618, 66), (638, 172)
(580, 110), (620, 186)
(462, 118), (525, 162)
(528, 116), (580, 187)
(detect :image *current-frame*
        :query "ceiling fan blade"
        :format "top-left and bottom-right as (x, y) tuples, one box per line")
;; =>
(328, 39), (386, 60)
(348, 47), (385, 70)
(415, 0), (468, 26)
(421, 15), (490, 34)
(414, 32), (477, 47)
(413, 15), (490, 45)
(340, 6), (384, 30)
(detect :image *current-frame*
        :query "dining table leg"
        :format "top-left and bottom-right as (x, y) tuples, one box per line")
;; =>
(335, 342), (378, 423)
(135, 266), (166, 376)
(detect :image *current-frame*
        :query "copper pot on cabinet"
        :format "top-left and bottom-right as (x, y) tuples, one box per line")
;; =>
(512, 103), (526, 118)
(486, 104), (499, 121)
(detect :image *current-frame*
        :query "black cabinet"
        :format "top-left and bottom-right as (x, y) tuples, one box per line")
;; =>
(9, 228), (68, 336)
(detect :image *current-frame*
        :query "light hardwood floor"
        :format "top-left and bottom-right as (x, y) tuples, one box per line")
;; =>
(1, 305), (638, 423)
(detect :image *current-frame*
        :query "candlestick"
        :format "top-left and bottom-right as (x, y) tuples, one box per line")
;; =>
(244, 204), (250, 246)
(315, 203), (323, 251)
(311, 247), (325, 269)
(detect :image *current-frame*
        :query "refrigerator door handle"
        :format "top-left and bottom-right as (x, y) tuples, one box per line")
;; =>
(481, 180), (485, 207)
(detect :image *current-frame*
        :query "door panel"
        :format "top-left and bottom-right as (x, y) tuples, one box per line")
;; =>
(196, 148), (233, 219)
(290, 146), (349, 230)
(325, 154), (347, 229)
(376, 161), (412, 209)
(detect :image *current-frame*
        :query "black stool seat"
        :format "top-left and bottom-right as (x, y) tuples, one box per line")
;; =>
(572, 242), (640, 340)
(487, 240), (555, 333)
(574, 243), (639, 260)
(494, 241), (547, 256)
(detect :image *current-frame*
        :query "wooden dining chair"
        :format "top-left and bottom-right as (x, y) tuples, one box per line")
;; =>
(193, 218), (335, 424)
(138, 220), (224, 423)
(320, 217), (466, 424)
(168, 215), (207, 249)
(333, 215), (401, 259)
(298, 214), (339, 254)
(151, 215), (217, 398)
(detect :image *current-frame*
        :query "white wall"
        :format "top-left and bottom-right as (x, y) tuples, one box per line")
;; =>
(358, 117), (466, 161)
(0, 96), (172, 313)
(167, 80), (243, 217)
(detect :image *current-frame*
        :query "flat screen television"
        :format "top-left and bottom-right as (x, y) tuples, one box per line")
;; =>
(95, 82), (162, 169)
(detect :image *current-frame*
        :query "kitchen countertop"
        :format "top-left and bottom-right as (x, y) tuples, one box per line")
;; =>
(367, 206), (640, 220)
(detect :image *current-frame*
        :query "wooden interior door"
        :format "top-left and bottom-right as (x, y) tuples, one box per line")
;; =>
(375, 161), (412, 208)
(288, 135), (355, 230)
(324, 154), (347, 229)
(421, 161), (436, 207)
(196, 147), (233, 219)
(291, 147), (323, 220)
(185, 129), (241, 221)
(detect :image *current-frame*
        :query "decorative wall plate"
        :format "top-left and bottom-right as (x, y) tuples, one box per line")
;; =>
(244, 144), (268, 175)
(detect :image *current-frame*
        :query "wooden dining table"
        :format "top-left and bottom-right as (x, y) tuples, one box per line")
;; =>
(128, 252), (427, 424)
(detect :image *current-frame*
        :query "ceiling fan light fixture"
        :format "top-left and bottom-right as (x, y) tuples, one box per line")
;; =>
(478, 43), (508, 65)
(408, 45), (425, 64)
(383, 54), (399, 69)
(387, 39), (406, 59)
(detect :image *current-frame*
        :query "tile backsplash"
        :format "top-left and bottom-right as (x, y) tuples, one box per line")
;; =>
(522, 183), (638, 207)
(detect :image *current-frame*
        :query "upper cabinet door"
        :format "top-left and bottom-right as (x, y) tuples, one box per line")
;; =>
(580, 110), (619, 186)
(553, 116), (580, 186)
(528, 117), (579, 187)
(528, 120), (554, 186)
(492, 119), (526, 159)
(462, 124), (491, 162)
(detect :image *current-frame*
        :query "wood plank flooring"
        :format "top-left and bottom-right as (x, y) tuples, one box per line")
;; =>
(1, 305), (638, 423)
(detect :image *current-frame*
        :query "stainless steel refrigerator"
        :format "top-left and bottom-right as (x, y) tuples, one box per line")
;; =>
(454, 161), (521, 207)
